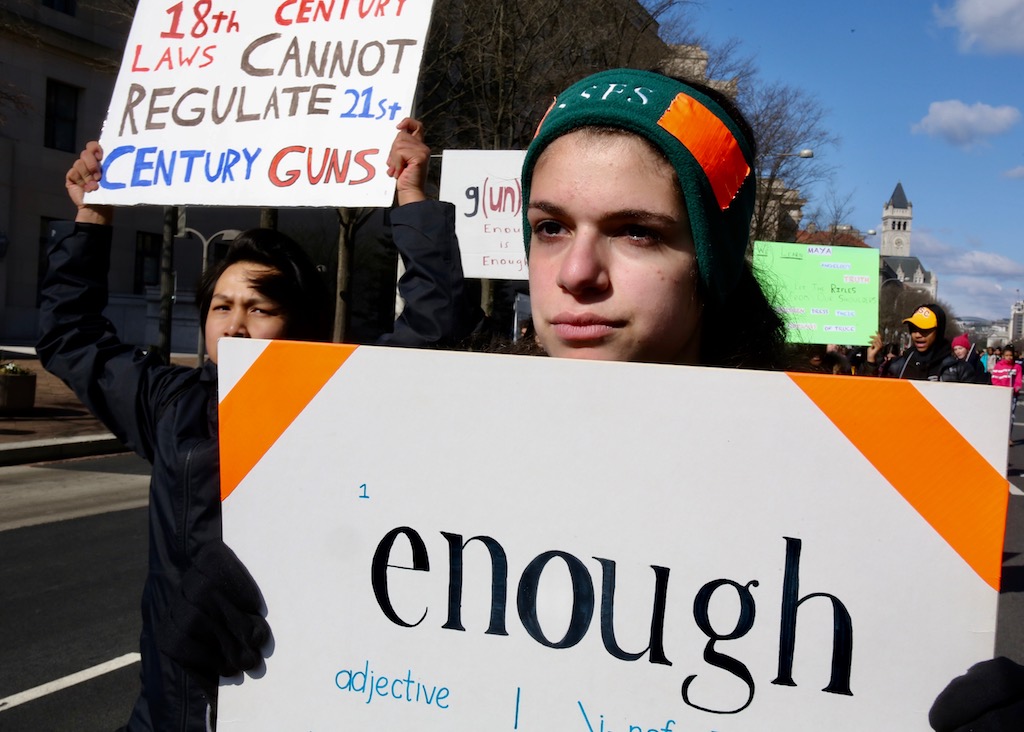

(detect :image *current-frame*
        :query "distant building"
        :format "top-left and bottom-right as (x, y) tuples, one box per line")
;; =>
(1011, 301), (1024, 343)
(797, 223), (871, 248)
(958, 316), (1009, 350)
(989, 320), (1011, 349)
(878, 182), (937, 298)
(0, 1), (335, 349)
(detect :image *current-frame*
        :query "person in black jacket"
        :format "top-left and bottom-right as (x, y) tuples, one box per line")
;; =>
(37, 119), (468, 731)
(862, 304), (982, 382)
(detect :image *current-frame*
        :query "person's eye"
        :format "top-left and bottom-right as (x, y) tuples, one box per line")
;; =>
(532, 220), (567, 240)
(211, 304), (230, 312)
(618, 224), (662, 246)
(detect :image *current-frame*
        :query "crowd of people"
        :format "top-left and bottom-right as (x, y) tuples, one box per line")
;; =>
(36, 67), (1023, 731)
(794, 301), (1023, 448)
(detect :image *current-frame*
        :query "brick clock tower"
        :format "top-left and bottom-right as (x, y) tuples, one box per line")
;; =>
(881, 182), (912, 257)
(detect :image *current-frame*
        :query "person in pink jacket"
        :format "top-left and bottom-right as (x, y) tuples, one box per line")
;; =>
(989, 345), (1022, 441)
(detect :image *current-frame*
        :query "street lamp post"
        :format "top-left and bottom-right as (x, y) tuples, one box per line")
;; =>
(754, 148), (815, 244)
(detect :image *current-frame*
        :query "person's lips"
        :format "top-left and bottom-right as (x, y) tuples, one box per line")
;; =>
(549, 313), (623, 341)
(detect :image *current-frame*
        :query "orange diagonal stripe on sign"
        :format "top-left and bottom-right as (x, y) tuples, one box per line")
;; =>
(220, 341), (356, 501)
(789, 373), (1007, 591)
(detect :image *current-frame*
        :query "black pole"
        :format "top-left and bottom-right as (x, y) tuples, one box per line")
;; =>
(260, 207), (278, 230)
(157, 205), (177, 365)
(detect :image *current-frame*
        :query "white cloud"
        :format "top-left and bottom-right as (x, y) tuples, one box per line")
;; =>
(906, 230), (1024, 318)
(940, 276), (1017, 319)
(912, 99), (1020, 147)
(942, 250), (1024, 277)
(1004, 165), (1024, 178)
(935, 0), (1024, 54)
(917, 230), (1024, 276)
(911, 230), (959, 256)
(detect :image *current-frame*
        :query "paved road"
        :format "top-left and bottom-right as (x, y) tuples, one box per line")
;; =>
(0, 454), (148, 731)
(999, 436), (1024, 663)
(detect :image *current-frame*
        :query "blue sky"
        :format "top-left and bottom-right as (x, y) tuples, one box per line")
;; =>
(681, 0), (1024, 320)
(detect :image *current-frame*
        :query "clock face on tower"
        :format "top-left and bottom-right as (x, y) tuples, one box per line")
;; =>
(894, 237), (904, 251)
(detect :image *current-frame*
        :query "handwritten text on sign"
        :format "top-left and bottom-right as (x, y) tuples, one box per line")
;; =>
(216, 341), (1007, 730)
(439, 150), (529, 280)
(88, 0), (435, 207)
(752, 241), (880, 347)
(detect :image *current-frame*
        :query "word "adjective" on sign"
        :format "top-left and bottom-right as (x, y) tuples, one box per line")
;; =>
(334, 659), (450, 709)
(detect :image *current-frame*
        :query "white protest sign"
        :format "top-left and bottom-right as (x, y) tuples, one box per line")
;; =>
(217, 339), (1009, 731)
(439, 149), (528, 280)
(87, 0), (434, 207)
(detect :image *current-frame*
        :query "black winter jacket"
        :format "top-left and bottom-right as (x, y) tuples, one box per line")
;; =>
(868, 341), (986, 383)
(37, 201), (467, 731)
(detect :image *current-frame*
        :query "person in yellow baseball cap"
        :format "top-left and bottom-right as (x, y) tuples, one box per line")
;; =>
(863, 303), (984, 382)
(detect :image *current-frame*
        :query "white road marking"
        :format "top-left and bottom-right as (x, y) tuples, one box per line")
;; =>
(0, 653), (140, 712)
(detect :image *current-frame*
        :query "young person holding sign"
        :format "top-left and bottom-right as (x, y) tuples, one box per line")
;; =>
(170, 70), (1023, 730)
(37, 119), (468, 732)
(521, 67), (1021, 732)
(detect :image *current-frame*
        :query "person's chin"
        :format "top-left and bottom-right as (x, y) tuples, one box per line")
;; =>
(551, 344), (621, 361)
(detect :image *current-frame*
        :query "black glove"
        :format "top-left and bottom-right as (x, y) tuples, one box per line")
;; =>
(158, 539), (271, 698)
(929, 656), (1024, 731)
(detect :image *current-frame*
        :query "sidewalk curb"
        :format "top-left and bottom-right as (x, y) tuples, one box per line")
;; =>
(0, 434), (129, 467)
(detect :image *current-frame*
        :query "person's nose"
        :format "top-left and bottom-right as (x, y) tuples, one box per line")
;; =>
(224, 311), (248, 338)
(556, 229), (610, 296)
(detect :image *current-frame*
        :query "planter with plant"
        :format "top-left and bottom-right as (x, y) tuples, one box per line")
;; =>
(0, 361), (37, 411)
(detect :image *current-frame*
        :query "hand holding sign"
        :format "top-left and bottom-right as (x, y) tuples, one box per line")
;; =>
(158, 539), (270, 700)
(387, 117), (429, 206)
(66, 142), (112, 226)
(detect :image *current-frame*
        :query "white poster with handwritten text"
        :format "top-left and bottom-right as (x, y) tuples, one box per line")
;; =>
(217, 339), (1008, 730)
(87, 0), (434, 207)
(439, 149), (528, 280)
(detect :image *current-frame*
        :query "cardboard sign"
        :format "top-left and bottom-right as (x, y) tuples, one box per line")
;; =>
(439, 149), (528, 280)
(86, 0), (434, 207)
(217, 339), (1008, 731)
(753, 241), (880, 346)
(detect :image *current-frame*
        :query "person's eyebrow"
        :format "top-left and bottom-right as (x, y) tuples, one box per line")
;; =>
(528, 200), (679, 226)
(606, 209), (680, 226)
(210, 292), (275, 306)
(528, 200), (568, 217)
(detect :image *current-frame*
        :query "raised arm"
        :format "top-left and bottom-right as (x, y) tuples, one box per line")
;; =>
(378, 118), (482, 347)
(37, 143), (182, 460)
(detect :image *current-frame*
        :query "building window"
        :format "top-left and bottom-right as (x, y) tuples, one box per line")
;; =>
(45, 79), (79, 152)
(134, 232), (162, 294)
(42, 0), (77, 15)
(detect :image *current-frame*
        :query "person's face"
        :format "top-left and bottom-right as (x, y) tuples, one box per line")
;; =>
(527, 131), (701, 364)
(909, 326), (937, 352)
(953, 345), (968, 359)
(204, 262), (288, 364)
(1003, 350), (1015, 364)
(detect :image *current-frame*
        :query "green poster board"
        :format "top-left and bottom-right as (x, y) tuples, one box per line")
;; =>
(753, 241), (880, 346)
